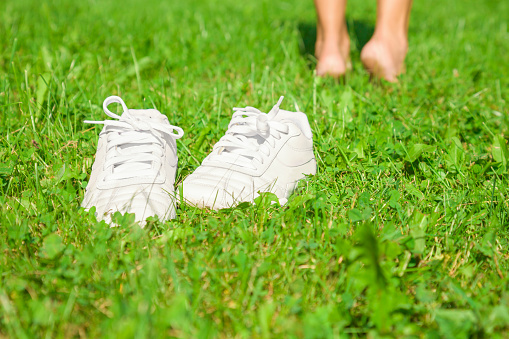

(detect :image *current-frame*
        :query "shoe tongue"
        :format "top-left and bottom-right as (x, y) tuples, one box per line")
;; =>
(271, 109), (301, 129)
(271, 109), (292, 122)
(127, 109), (169, 124)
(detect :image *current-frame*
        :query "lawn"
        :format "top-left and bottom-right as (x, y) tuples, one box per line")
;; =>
(1, 0), (508, 337)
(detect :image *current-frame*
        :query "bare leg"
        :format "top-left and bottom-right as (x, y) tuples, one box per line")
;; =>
(360, 0), (412, 82)
(314, 0), (350, 77)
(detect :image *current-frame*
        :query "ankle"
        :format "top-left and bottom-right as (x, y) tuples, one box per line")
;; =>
(373, 28), (407, 45)
(320, 41), (343, 57)
(370, 31), (408, 57)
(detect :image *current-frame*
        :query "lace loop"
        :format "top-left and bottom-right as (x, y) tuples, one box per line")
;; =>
(103, 96), (128, 119)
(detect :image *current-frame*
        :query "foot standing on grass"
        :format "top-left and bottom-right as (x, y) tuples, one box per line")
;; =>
(314, 0), (412, 82)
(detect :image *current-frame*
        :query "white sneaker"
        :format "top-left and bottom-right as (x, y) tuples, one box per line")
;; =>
(81, 96), (184, 225)
(181, 96), (316, 209)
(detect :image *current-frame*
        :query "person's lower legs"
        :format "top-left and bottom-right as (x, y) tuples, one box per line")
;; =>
(314, 0), (350, 77)
(361, 0), (412, 82)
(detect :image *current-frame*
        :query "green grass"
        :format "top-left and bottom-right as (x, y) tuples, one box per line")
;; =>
(1, 0), (509, 337)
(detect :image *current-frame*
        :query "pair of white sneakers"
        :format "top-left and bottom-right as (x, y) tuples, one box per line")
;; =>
(81, 95), (317, 225)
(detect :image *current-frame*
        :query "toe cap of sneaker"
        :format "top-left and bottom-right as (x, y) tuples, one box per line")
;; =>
(181, 169), (255, 210)
(180, 181), (233, 210)
(85, 185), (177, 224)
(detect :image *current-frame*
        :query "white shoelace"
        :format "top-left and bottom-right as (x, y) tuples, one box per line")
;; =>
(84, 96), (184, 181)
(209, 96), (289, 169)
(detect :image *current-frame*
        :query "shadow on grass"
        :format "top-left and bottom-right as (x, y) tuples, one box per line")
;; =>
(297, 19), (375, 63)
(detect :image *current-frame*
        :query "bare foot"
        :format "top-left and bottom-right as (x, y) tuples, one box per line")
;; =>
(360, 34), (408, 82)
(316, 51), (347, 77)
(315, 32), (351, 78)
